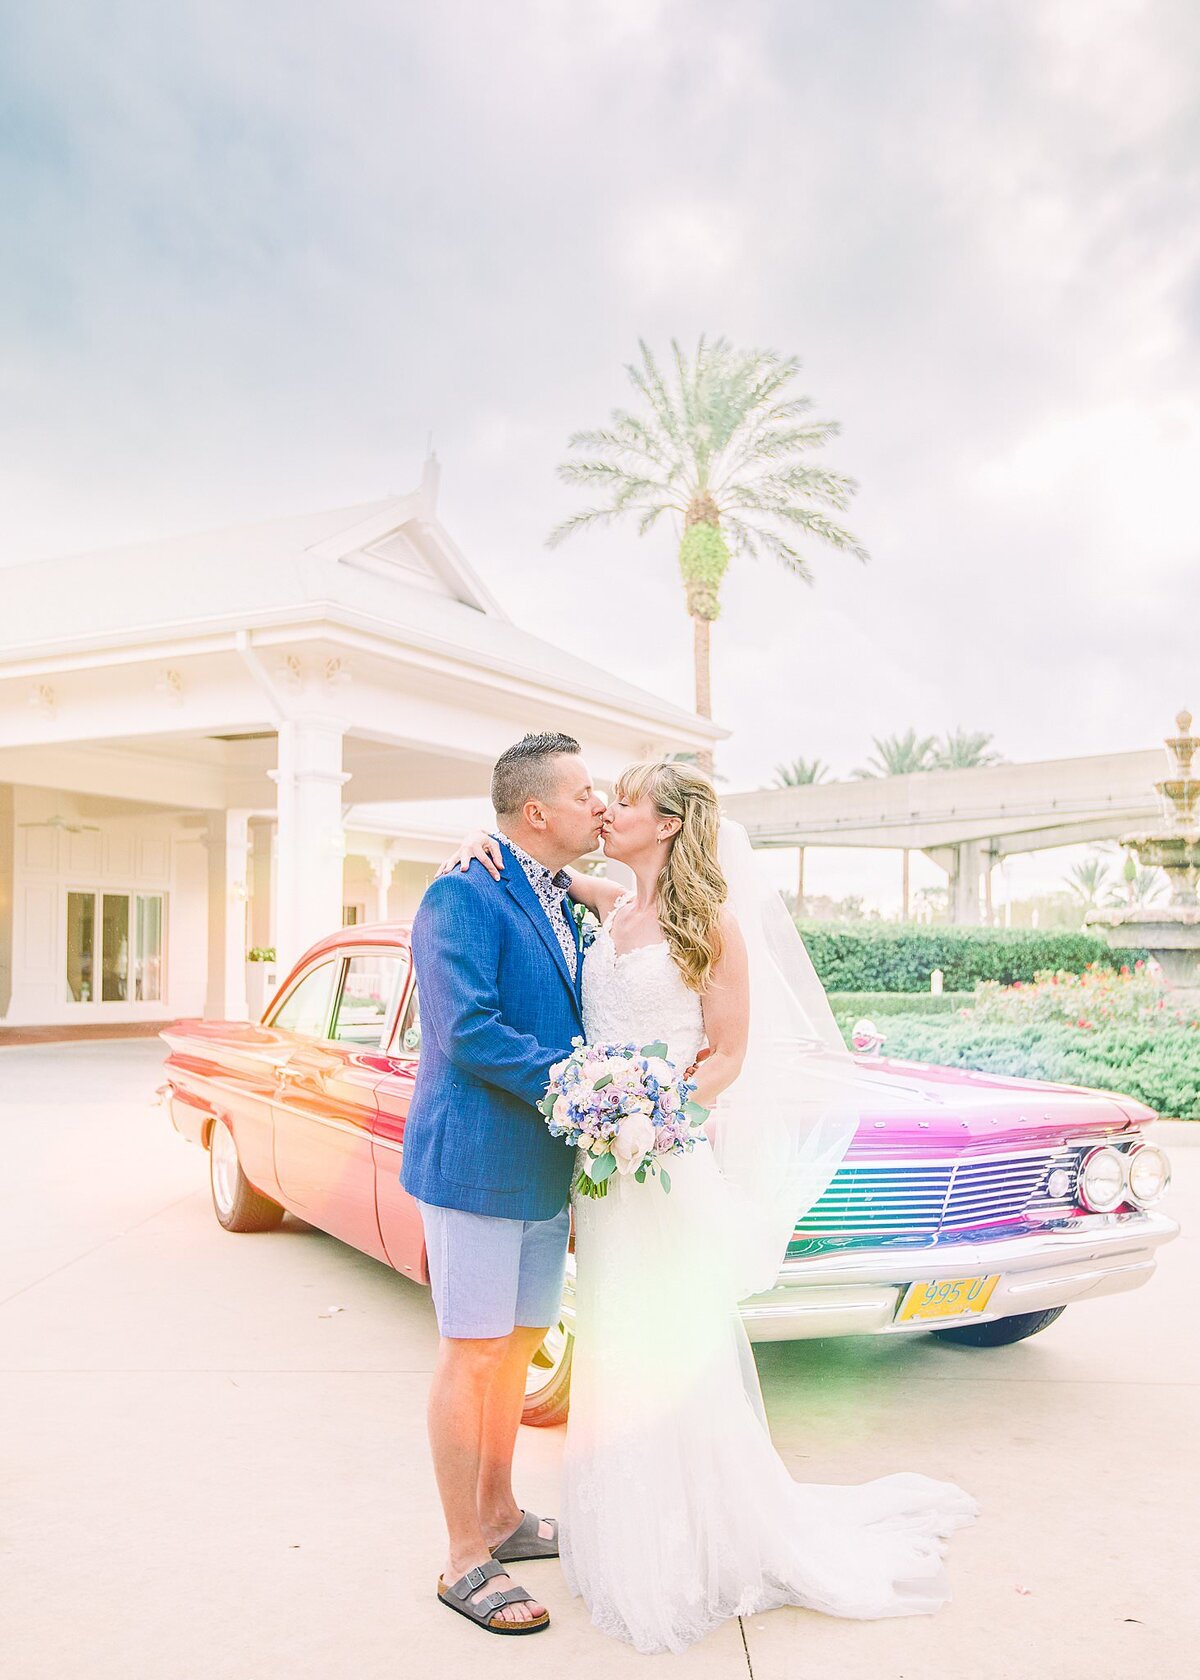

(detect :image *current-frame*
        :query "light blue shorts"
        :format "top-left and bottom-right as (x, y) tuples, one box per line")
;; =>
(416, 1200), (571, 1340)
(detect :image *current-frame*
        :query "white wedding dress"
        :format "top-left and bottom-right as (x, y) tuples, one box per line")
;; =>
(559, 901), (978, 1655)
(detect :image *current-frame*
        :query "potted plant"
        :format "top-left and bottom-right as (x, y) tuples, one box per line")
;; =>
(245, 947), (278, 1020)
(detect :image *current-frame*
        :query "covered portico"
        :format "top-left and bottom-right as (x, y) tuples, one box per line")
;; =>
(0, 468), (721, 1027)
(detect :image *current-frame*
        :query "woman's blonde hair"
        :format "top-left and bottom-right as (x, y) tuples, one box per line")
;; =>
(614, 760), (727, 992)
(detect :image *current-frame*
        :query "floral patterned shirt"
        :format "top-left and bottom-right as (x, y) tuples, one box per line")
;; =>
(493, 832), (578, 979)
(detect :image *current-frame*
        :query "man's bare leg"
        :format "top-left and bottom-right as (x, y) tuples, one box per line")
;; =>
(477, 1324), (557, 1549)
(427, 1333), (545, 1625)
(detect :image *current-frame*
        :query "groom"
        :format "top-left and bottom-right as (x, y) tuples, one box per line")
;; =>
(401, 731), (607, 1633)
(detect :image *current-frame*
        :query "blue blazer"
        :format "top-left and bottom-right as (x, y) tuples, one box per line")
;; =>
(399, 845), (583, 1220)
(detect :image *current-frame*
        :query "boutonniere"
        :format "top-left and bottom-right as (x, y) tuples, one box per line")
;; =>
(571, 902), (601, 948)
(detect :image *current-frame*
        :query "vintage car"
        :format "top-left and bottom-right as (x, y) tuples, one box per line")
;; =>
(159, 922), (1179, 1425)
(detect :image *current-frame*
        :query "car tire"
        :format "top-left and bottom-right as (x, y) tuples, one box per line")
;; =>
(931, 1305), (1067, 1347)
(209, 1117), (285, 1234)
(521, 1317), (574, 1427)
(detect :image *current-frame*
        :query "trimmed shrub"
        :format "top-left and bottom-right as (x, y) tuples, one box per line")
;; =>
(827, 991), (974, 1021)
(798, 922), (1146, 993)
(863, 1014), (1200, 1120)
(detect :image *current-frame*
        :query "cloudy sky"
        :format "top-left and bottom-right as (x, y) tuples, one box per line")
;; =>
(3, 1), (1196, 907)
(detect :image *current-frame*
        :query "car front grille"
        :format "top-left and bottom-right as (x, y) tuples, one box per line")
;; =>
(795, 1146), (1082, 1238)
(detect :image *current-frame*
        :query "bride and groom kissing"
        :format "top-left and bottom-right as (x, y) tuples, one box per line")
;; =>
(400, 731), (976, 1655)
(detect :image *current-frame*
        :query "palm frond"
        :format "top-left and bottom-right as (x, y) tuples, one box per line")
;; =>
(549, 336), (868, 596)
(720, 513), (816, 579)
(742, 464), (859, 509)
(931, 728), (1005, 770)
(546, 506), (629, 548)
(774, 755), (829, 786)
(853, 730), (939, 777)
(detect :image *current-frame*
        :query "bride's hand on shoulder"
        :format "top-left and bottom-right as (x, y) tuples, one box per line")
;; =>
(438, 830), (504, 881)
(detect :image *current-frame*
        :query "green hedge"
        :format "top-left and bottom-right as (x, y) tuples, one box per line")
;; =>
(827, 991), (974, 1020)
(864, 1015), (1199, 1120)
(798, 923), (1146, 993)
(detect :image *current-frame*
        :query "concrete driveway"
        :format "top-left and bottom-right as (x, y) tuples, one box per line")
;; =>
(2, 1041), (1194, 1680)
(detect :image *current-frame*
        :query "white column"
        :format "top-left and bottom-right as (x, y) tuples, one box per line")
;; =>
(950, 840), (985, 925)
(268, 824), (279, 955)
(248, 820), (274, 950)
(204, 809), (251, 1020)
(269, 719), (351, 974)
(369, 854), (397, 925)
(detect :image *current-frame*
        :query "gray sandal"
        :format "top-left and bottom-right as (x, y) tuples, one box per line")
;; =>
(491, 1510), (560, 1562)
(437, 1560), (550, 1636)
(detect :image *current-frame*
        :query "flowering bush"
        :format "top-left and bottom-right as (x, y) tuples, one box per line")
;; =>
(857, 964), (1200, 1119)
(969, 962), (1199, 1032)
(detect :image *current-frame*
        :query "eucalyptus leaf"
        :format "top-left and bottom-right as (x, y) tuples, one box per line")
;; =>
(592, 1151), (618, 1182)
(641, 1040), (668, 1059)
(659, 1168), (672, 1194)
(592, 1073), (613, 1090)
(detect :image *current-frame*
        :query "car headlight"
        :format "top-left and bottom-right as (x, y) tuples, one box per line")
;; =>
(1125, 1143), (1171, 1207)
(1078, 1144), (1128, 1213)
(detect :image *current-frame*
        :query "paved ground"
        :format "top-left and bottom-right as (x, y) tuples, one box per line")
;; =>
(2, 1041), (1195, 1680)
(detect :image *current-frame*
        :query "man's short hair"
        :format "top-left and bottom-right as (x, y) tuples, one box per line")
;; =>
(491, 732), (582, 818)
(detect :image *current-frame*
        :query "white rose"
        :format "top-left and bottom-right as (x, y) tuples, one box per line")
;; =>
(643, 1057), (674, 1084)
(612, 1112), (656, 1175)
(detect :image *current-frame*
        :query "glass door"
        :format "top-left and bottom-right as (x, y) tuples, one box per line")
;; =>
(135, 895), (164, 1001)
(65, 890), (166, 1004)
(100, 894), (130, 1000)
(66, 892), (96, 1002)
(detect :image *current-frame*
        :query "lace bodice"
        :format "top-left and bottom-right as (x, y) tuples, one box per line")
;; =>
(581, 898), (705, 1071)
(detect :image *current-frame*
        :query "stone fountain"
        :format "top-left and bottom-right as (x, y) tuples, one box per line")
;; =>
(1087, 708), (1200, 987)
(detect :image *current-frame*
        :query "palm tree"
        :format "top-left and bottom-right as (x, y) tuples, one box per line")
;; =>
(932, 727), (1004, 770)
(548, 337), (867, 766)
(851, 729), (938, 780)
(1096, 843), (1169, 909)
(1065, 857), (1116, 916)
(1124, 866), (1168, 906)
(850, 731), (937, 918)
(773, 757), (829, 787)
(771, 757), (829, 909)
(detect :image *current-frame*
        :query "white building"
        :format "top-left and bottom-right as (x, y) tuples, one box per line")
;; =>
(0, 464), (721, 1029)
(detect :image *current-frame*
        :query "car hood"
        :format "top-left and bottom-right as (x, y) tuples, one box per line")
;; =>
(838, 1054), (1152, 1154)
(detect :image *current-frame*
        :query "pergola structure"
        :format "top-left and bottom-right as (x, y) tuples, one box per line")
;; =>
(0, 463), (722, 1026)
(723, 748), (1165, 923)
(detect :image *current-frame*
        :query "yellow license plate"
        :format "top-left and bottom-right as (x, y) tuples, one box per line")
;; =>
(897, 1274), (1001, 1322)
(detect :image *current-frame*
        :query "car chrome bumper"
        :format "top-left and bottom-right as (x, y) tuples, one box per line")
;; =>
(735, 1211), (1181, 1341)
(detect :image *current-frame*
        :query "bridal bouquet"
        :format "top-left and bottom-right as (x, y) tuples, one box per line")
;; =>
(538, 1038), (708, 1198)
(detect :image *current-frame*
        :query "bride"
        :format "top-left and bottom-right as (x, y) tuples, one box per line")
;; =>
(450, 759), (976, 1654)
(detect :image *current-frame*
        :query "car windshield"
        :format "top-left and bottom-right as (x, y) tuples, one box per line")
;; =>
(331, 954), (406, 1047)
(271, 961), (338, 1039)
